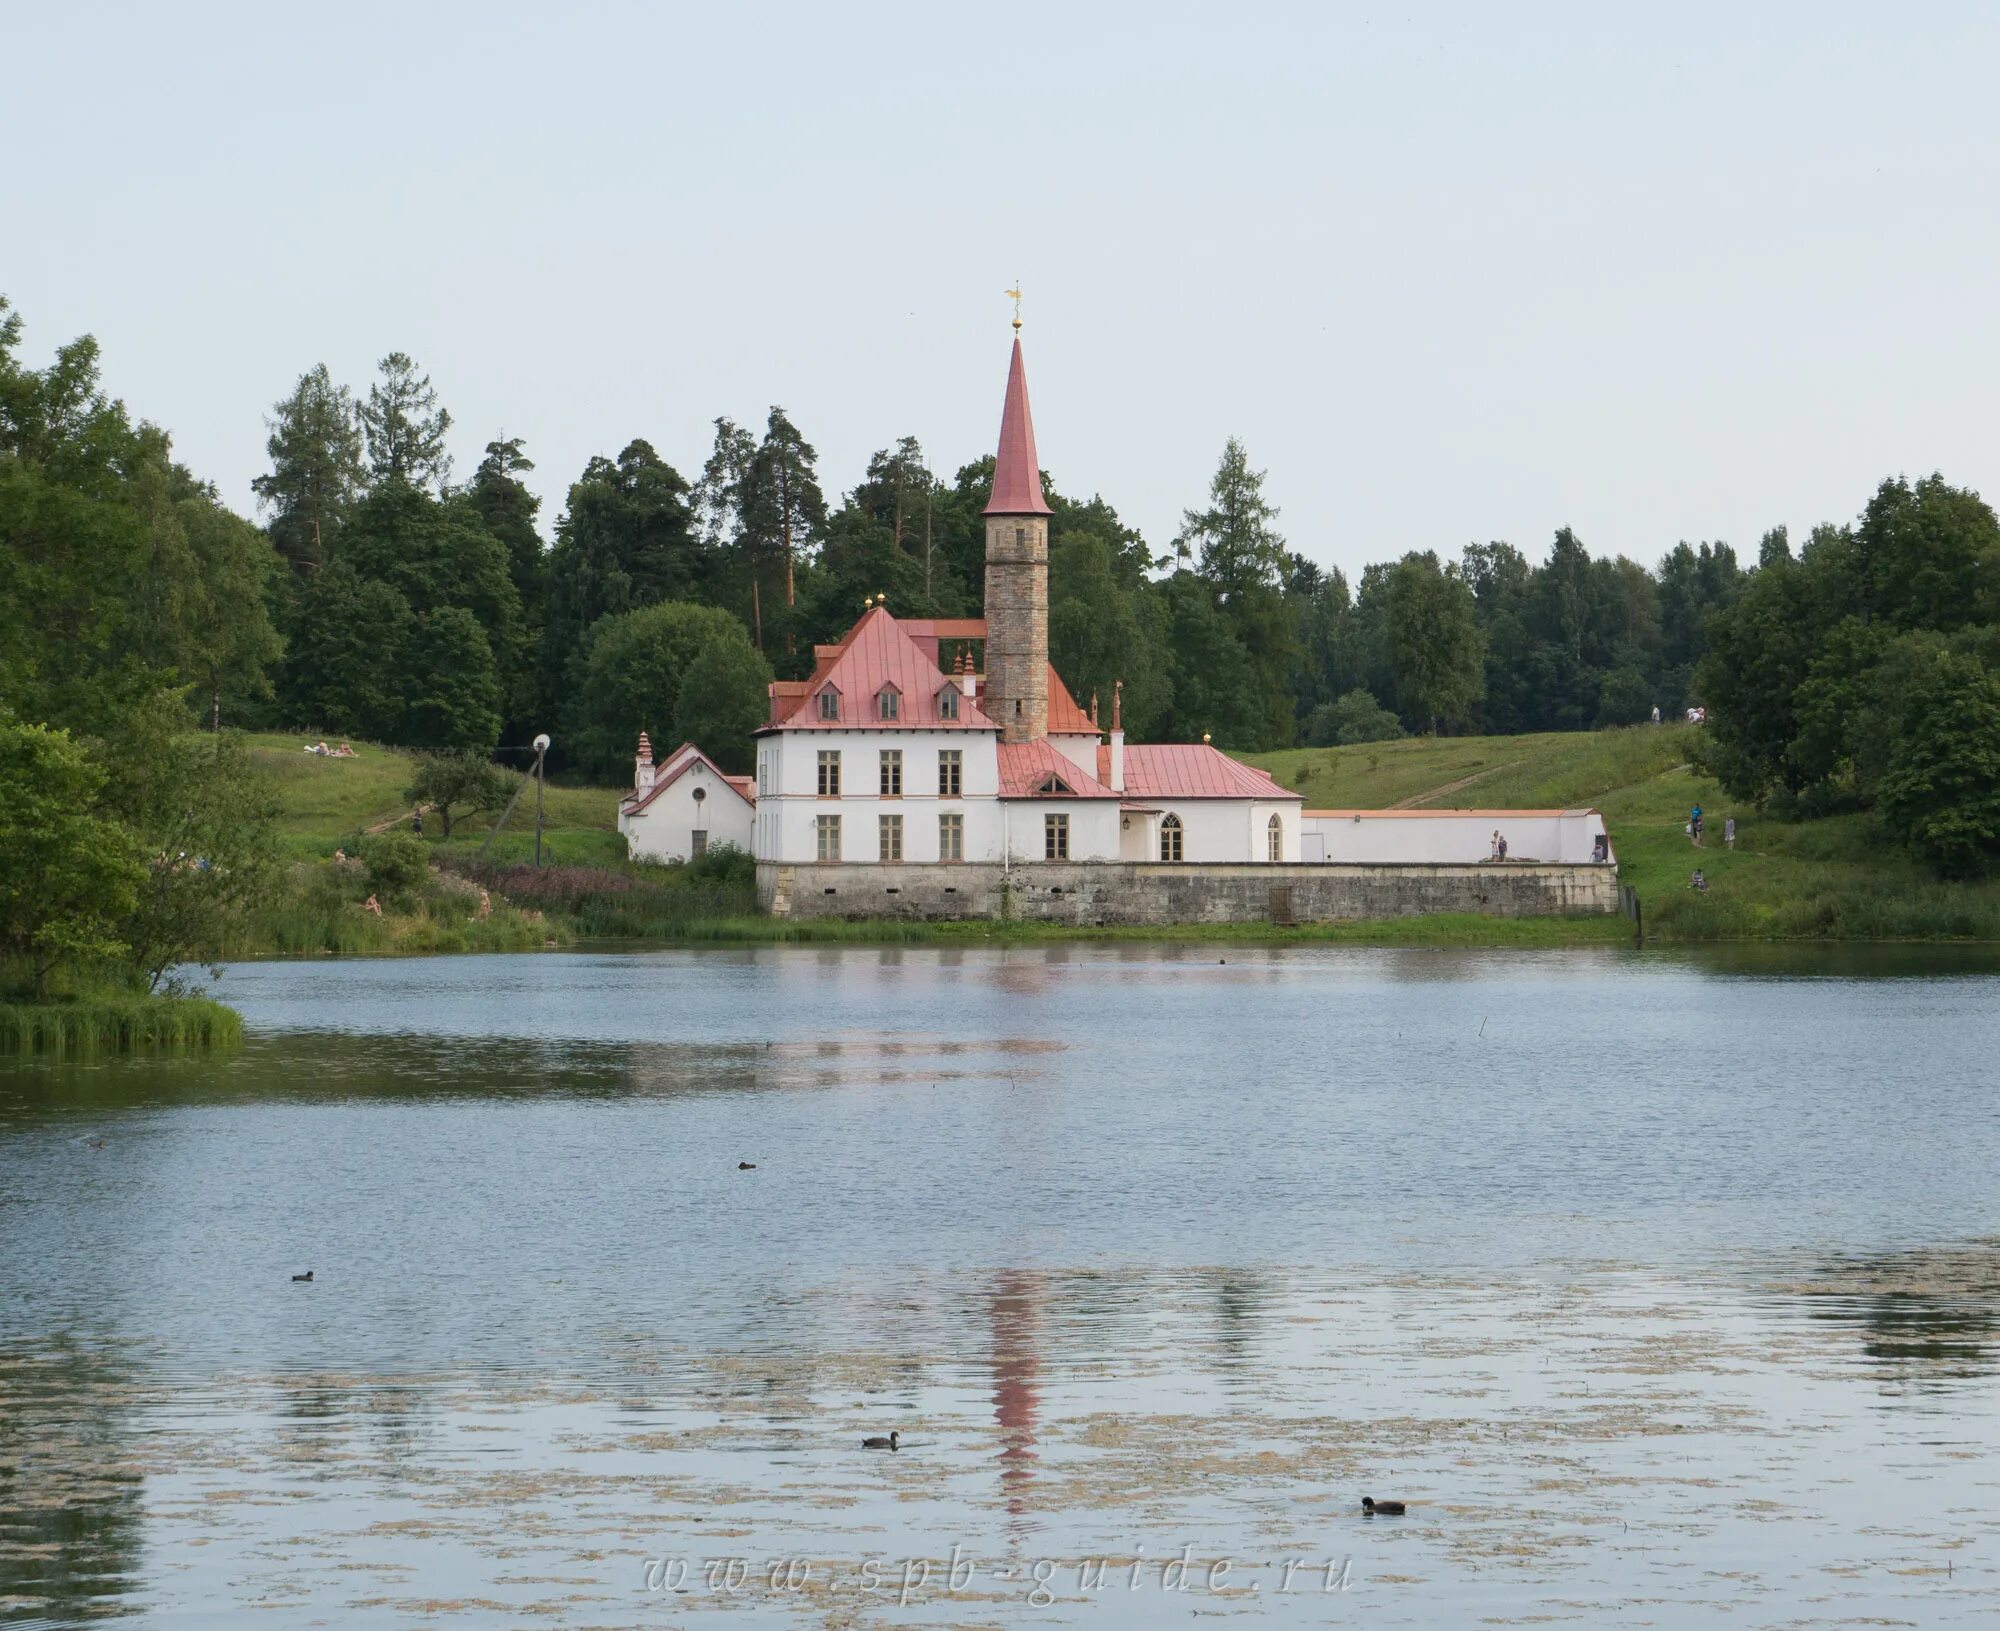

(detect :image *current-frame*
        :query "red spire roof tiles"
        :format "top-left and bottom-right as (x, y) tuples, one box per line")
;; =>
(1045, 666), (1095, 734)
(984, 338), (1052, 516)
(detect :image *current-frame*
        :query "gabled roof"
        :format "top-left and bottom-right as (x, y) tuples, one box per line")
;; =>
(763, 604), (998, 732)
(997, 739), (1118, 799)
(984, 338), (1052, 516)
(1098, 742), (1302, 800)
(621, 743), (756, 815)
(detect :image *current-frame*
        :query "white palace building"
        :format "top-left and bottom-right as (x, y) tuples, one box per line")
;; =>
(622, 328), (1617, 925)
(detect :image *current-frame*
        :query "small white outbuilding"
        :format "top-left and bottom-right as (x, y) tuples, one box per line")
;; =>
(618, 735), (755, 864)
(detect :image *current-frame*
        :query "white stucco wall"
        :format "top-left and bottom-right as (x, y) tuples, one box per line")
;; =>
(1048, 732), (1102, 782)
(753, 727), (1006, 863)
(1298, 811), (1610, 865)
(1128, 799), (1302, 863)
(622, 765), (754, 863)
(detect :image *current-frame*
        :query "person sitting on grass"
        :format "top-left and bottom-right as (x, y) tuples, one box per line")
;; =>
(1690, 869), (1708, 892)
(363, 894), (383, 916)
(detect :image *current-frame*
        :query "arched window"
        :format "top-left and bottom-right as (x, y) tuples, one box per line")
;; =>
(1160, 814), (1183, 862)
(1268, 813), (1283, 862)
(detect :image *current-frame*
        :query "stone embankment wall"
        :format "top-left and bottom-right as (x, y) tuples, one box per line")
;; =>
(758, 861), (1621, 923)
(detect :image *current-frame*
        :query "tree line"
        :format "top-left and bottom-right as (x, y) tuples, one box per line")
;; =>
(237, 340), (1764, 779)
(6, 291), (1997, 917)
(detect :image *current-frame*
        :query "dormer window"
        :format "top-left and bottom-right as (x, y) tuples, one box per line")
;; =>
(816, 688), (840, 721)
(877, 685), (901, 722)
(938, 687), (960, 721)
(1035, 773), (1074, 795)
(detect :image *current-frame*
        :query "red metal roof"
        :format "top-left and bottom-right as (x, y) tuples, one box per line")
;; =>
(996, 739), (1118, 799)
(1096, 742), (1301, 800)
(621, 744), (757, 815)
(762, 604), (998, 733)
(984, 338), (1052, 516)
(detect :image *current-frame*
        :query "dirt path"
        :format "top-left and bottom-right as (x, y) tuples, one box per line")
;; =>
(363, 804), (429, 835)
(1389, 760), (1526, 809)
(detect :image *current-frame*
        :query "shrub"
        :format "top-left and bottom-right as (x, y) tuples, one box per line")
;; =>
(360, 831), (429, 900)
(688, 841), (754, 887)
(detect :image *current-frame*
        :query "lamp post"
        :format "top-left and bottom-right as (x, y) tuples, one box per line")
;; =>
(532, 734), (551, 867)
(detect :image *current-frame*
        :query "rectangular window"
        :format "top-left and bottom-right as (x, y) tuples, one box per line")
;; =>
(938, 749), (962, 798)
(939, 812), (963, 862)
(878, 814), (903, 862)
(878, 688), (900, 721)
(939, 687), (959, 720)
(691, 830), (708, 858)
(817, 750), (841, 797)
(1044, 813), (1069, 860)
(815, 814), (841, 861)
(757, 749), (773, 797)
(817, 689), (839, 721)
(879, 749), (903, 797)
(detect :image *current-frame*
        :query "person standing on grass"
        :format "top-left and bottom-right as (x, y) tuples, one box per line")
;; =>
(1690, 804), (1703, 846)
(412, 810), (423, 838)
(1725, 815), (1736, 850)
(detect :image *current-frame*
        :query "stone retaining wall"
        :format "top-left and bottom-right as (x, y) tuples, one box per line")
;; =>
(758, 861), (1621, 924)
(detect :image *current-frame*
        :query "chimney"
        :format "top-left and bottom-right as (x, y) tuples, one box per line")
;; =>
(1108, 680), (1125, 794)
(635, 731), (655, 792)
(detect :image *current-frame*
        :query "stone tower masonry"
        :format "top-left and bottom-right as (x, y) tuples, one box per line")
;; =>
(982, 336), (1052, 744)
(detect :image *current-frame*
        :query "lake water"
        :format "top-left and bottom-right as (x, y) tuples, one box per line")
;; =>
(4, 943), (2000, 1628)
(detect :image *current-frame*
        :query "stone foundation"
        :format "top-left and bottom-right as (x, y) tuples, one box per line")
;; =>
(758, 861), (1621, 923)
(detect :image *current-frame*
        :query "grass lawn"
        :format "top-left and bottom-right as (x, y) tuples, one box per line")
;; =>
(1244, 726), (2000, 942)
(246, 733), (624, 861)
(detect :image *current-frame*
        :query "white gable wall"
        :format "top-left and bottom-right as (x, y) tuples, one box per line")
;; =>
(623, 764), (754, 864)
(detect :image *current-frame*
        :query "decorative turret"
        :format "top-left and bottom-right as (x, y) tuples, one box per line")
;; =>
(635, 731), (655, 792)
(983, 333), (1051, 743)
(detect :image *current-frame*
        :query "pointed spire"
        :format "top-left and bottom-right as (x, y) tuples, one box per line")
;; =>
(984, 337), (1052, 516)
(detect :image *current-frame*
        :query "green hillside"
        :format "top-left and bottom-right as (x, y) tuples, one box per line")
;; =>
(1244, 725), (2000, 941)
(249, 734), (627, 865)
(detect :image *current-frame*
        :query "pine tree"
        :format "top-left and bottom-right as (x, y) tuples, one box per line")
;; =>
(359, 351), (453, 493)
(1176, 437), (1285, 602)
(741, 406), (826, 651)
(251, 364), (364, 571)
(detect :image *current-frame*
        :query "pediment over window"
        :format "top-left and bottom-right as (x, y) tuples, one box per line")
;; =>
(876, 683), (902, 721)
(1035, 773), (1074, 795)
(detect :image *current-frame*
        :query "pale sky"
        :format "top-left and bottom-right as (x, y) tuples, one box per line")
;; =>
(9, 2), (1999, 580)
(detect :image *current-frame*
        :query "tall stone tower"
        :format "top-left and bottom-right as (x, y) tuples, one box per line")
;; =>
(983, 335), (1052, 744)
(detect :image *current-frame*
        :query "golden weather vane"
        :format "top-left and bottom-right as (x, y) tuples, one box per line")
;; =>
(1005, 283), (1022, 331)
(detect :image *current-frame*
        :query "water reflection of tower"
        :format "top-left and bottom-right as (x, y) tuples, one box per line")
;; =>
(989, 1270), (1045, 1534)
